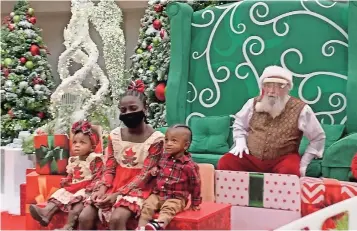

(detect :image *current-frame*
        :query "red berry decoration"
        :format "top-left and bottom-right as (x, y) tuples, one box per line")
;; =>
(8, 24), (15, 31)
(28, 16), (36, 24)
(153, 19), (162, 30)
(30, 44), (40, 56)
(3, 68), (10, 78)
(37, 112), (45, 119)
(155, 83), (166, 102)
(20, 57), (27, 64)
(147, 45), (153, 51)
(154, 4), (163, 12)
(8, 109), (14, 118)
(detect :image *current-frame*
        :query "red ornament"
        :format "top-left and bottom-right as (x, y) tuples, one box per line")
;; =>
(28, 16), (36, 24)
(154, 4), (163, 12)
(3, 68), (10, 77)
(20, 57), (27, 64)
(37, 112), (45, 119)
(155, 83), (166, 102)
(30, 44), (40, 56)
(32, 77), (44, 85)
(8, 109), (14, 118)
(147, 45), (153, 51)
(153, 19), (162, 30)
(8, 24), (15, 31)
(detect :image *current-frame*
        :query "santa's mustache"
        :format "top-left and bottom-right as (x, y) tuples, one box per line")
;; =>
(255, 95), (289, 118)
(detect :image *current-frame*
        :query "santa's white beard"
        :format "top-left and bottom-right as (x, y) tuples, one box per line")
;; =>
(255, 95), (290, 118)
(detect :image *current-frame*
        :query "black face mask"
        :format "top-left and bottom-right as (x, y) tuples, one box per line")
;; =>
(119, 111), (145, 128)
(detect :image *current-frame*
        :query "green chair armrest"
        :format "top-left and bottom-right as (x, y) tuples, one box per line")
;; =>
(322, 133), (357, 168)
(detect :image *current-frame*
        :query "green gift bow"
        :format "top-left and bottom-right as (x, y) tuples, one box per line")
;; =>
(35, 135), (69, 174)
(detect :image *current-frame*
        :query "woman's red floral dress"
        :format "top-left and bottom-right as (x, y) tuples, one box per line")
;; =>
(96, 128), (164, 223)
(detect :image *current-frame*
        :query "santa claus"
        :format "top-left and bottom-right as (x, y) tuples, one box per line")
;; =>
(217, 65), (326, 176)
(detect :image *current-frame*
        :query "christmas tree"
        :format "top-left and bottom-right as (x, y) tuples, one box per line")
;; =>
(1, 0), (54, 145)
(128, 0), (234, 128)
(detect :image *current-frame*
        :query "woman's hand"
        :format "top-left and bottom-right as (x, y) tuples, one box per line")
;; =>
(95, 193), (118, 208)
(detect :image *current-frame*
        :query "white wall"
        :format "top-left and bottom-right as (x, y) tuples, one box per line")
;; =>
(1, 1), (146, 85)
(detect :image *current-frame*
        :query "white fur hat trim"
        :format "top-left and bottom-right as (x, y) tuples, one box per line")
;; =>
(263, 77), (288, 85)
(260, 65), (293, 89)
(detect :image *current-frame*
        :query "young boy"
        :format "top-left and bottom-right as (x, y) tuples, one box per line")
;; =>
(137, 124), (202, 230)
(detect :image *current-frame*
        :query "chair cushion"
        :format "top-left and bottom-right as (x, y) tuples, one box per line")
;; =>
(188, 116), (230, 154)
(299, 124), (345, 155)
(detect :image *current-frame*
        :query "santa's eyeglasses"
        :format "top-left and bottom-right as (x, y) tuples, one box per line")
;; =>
(262, 82), (287, 90)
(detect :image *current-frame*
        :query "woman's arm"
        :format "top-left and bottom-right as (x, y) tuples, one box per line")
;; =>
(117, 140), (164, 195)
(96, 137), (117, 192)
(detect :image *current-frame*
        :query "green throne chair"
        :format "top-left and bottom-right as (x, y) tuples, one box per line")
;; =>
(164, 0), (357, 181)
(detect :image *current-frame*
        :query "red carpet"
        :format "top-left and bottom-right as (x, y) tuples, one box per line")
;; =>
(1, 212), (26, 230)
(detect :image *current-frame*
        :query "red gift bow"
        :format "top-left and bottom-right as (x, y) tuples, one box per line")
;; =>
(128, 79), (145, 93)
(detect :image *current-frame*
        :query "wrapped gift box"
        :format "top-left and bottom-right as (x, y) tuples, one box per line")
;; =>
(0, 147), (34, 214)
(26, 202), (231, 230)
(34, 135), (70, 175)
(215, 171), (301, 212)
(26, 171), (62, 205)
(301, 177), (357, 229)
(20, 183), (26, 216)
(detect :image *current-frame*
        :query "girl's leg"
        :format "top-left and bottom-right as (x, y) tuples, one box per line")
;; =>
(109, 206), (132, 230)
(78, 205), (98, 230)
(29, 201), (59, 227)
(61, 202), (84, 230)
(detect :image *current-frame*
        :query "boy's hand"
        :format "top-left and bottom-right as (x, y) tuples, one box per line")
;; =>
(190, 205), (200, 211)
(151, 167), (159, 176)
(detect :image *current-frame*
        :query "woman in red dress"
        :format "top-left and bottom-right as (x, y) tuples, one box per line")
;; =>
(78, 80), (165, 230)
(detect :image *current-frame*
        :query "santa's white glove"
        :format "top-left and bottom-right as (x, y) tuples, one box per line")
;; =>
(300, 153), (315, 177)
(230, 138), (249, 158)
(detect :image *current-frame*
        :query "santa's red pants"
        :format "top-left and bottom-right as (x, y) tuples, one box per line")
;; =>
(217, 152), (301, 176)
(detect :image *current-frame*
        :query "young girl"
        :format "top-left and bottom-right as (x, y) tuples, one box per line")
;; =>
(29, 120), (104, 230)
(78, 80), (165, 230)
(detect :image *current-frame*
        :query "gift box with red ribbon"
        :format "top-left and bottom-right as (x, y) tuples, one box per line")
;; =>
(20, 183), (26, 216)
(34, 134), (69, 175)
(301, 177), (357, 230)
(25, 171), (62, 205)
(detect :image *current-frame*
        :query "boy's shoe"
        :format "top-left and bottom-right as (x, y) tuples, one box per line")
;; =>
(144, 220), (164, 230)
